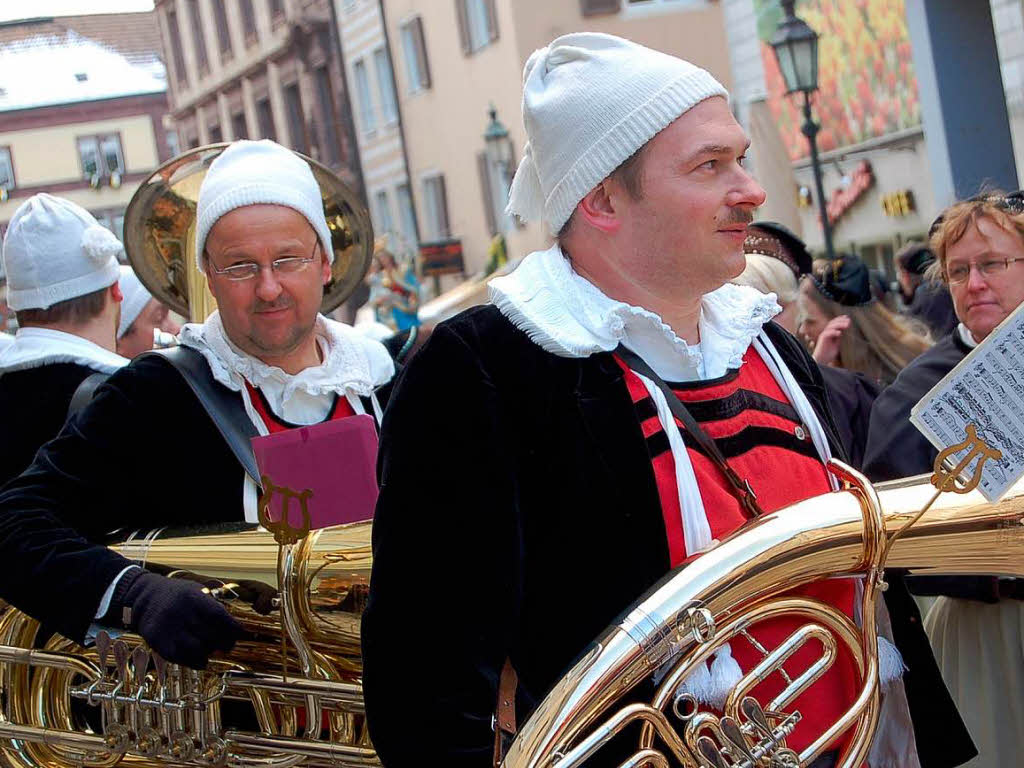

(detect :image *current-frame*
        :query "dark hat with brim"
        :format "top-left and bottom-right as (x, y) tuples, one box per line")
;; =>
(744, 221), (813, 277)
(895, 241), (935, 276)
(810, 253), (875, 306)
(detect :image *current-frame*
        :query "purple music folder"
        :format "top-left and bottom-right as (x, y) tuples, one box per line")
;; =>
(251, 414), (379, 531)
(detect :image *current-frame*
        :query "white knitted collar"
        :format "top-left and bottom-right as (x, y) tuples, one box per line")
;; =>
(488, 243), (780, 377)
(0, 327), (128, 375)
(178, 311), (395, 400)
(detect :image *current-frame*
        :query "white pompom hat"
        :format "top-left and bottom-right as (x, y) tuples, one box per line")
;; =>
(194, 139), (333, 270)
(1, 193), (123, 311)
(117, 265), (154, 339)
(506, 32), (728, 235)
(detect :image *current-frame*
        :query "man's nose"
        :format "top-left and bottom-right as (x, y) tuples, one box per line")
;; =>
(966, 264), (989, 291)
(731, 167), (767, 209)
(254, 265), (284, 301)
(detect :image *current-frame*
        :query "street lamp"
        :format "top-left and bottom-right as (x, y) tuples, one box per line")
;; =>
(771, 0), (835, 260)
(483, 104), (514, 235)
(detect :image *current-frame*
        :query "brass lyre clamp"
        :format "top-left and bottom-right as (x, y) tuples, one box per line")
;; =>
(930, 423), (1003, 495)
(257, 474), (314, 546)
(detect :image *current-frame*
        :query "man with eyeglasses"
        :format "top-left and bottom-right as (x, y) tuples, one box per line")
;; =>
(0, 140), (395, 669)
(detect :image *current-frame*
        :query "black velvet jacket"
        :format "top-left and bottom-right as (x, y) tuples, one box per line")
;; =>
(0, 353), (391, 645)
(0, 362), (95, 487)
(362, 305), (975, 768)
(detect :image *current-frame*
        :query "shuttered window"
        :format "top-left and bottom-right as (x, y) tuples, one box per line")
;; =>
(579, 0), (620, 15)
(422, 175), (450, 240)
(399, 17), (431, 92)
(456, 0), (498, 54)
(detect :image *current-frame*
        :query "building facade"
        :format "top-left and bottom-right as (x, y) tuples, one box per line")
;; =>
(0, 12), (172, 328)
(0, 13), (171, 239)
(723, 0), (1024, 279)
(378, 0), (733, 294)
(335, 0), (417, 259)
(155, 0), (360, 190)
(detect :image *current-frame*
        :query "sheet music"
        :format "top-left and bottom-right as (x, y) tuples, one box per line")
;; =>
(910, 302), (1024, 502)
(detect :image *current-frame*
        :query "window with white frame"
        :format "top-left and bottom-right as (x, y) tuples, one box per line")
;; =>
(0, 147), (14, 192)
(396, 183), (417, 243)
(374, 189), (394, 235)
(373, 47), (398, 123)
(421, 174), (450, 240)
(623, 0), (702, 13)
(78, 134), (125, 179)
(456, 0), (498, 54)
(353, 59), (376, 134)
(399, 17), (431, 93)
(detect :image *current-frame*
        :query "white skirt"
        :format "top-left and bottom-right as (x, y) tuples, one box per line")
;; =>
(924, 596), (1024, 768)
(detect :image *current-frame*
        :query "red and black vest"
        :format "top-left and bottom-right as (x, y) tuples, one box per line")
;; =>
(244, 382), (356, 433)
(617, 347), (859, 757)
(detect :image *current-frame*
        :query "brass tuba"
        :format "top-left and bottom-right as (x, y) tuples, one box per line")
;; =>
(502, 463), (1024, 768)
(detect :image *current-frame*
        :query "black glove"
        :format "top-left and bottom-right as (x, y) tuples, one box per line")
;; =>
(105, 569), (242, 669)
(144, 563), (278, 616)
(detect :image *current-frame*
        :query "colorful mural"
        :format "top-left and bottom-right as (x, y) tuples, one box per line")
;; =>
(755, 0), (921, 160)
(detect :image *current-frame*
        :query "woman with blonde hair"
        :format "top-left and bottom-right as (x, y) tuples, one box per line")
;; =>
(799, 254), (932, 387)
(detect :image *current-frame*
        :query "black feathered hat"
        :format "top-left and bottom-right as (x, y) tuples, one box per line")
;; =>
(810, 254), (875, 307)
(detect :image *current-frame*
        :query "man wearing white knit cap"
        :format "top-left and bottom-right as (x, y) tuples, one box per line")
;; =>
(364, 33), (970, 768)
(0, 193), (129, 486)
(115, 266), (181, 358)
(0, 140), (395, 672)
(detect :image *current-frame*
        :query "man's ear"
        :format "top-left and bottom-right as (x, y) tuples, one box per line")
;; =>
(320, 247), (332, 285)
(576, 180), (622, 235)
(110, 282), (124, 303)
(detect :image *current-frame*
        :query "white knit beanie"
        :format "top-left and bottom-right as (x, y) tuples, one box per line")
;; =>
(2, 193), (123, 311)
(117, 265), (154, 338)
(506, 33), (729, 235)
(195, 139), (333, 270)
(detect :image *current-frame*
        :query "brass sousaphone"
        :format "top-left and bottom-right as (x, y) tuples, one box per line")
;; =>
(123, 143), (374, 323)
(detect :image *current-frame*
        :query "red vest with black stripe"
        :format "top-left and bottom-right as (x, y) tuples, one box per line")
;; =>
(244, 382), (356, 433)
(616, 347), (859, 757)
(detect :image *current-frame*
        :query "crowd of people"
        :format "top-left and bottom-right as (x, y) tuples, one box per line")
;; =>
(0, 31), (1020, 768)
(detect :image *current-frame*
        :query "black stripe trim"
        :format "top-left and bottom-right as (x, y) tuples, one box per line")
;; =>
(646, 425), (819, 463)
(634, 389), (799, 425)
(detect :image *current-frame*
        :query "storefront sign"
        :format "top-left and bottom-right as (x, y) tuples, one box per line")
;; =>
(419, 239), (465, 278)
(882, 189), (916, 217)
(826, 161), (874, 225)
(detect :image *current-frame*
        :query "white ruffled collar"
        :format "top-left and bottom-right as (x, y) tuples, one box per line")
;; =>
(0, 327), (128, 375)
(178, 311), (395, 400)
(488, 244), (780, 379)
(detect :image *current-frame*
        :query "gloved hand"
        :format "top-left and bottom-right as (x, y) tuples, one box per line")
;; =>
(106, 569), (242, 669)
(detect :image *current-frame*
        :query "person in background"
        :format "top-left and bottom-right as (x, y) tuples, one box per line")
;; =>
(0, 193), (128, 486)
(739, 228), (880, 468)
(864, 191), (1024, 768)
(799, 254), (931, 387)
(895, 241), (958, 338)
(369, 246), (420, 332)
(115, 266), (182, 358)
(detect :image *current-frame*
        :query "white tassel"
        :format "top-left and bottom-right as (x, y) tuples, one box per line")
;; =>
(505, 143), (545, 223)
(80, 224), (124, 262)
(877, 636), (907, 688)
(678, 658), (714, 705)
(708, 644), (743, 709)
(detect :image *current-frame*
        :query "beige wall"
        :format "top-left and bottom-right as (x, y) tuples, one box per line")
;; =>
(0, 115), (158, 187)
(383, 0), (548, 282)
(0, 114), (159, 225)
(508, 1), (732, 90)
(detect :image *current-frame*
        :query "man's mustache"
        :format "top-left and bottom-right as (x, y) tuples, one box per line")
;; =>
(720, 209), (755, 227)
(253, 298), (294, 312)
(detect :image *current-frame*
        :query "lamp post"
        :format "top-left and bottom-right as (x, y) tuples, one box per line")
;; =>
(483, 104), (514, 235)
(771, 0), (835, 260)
